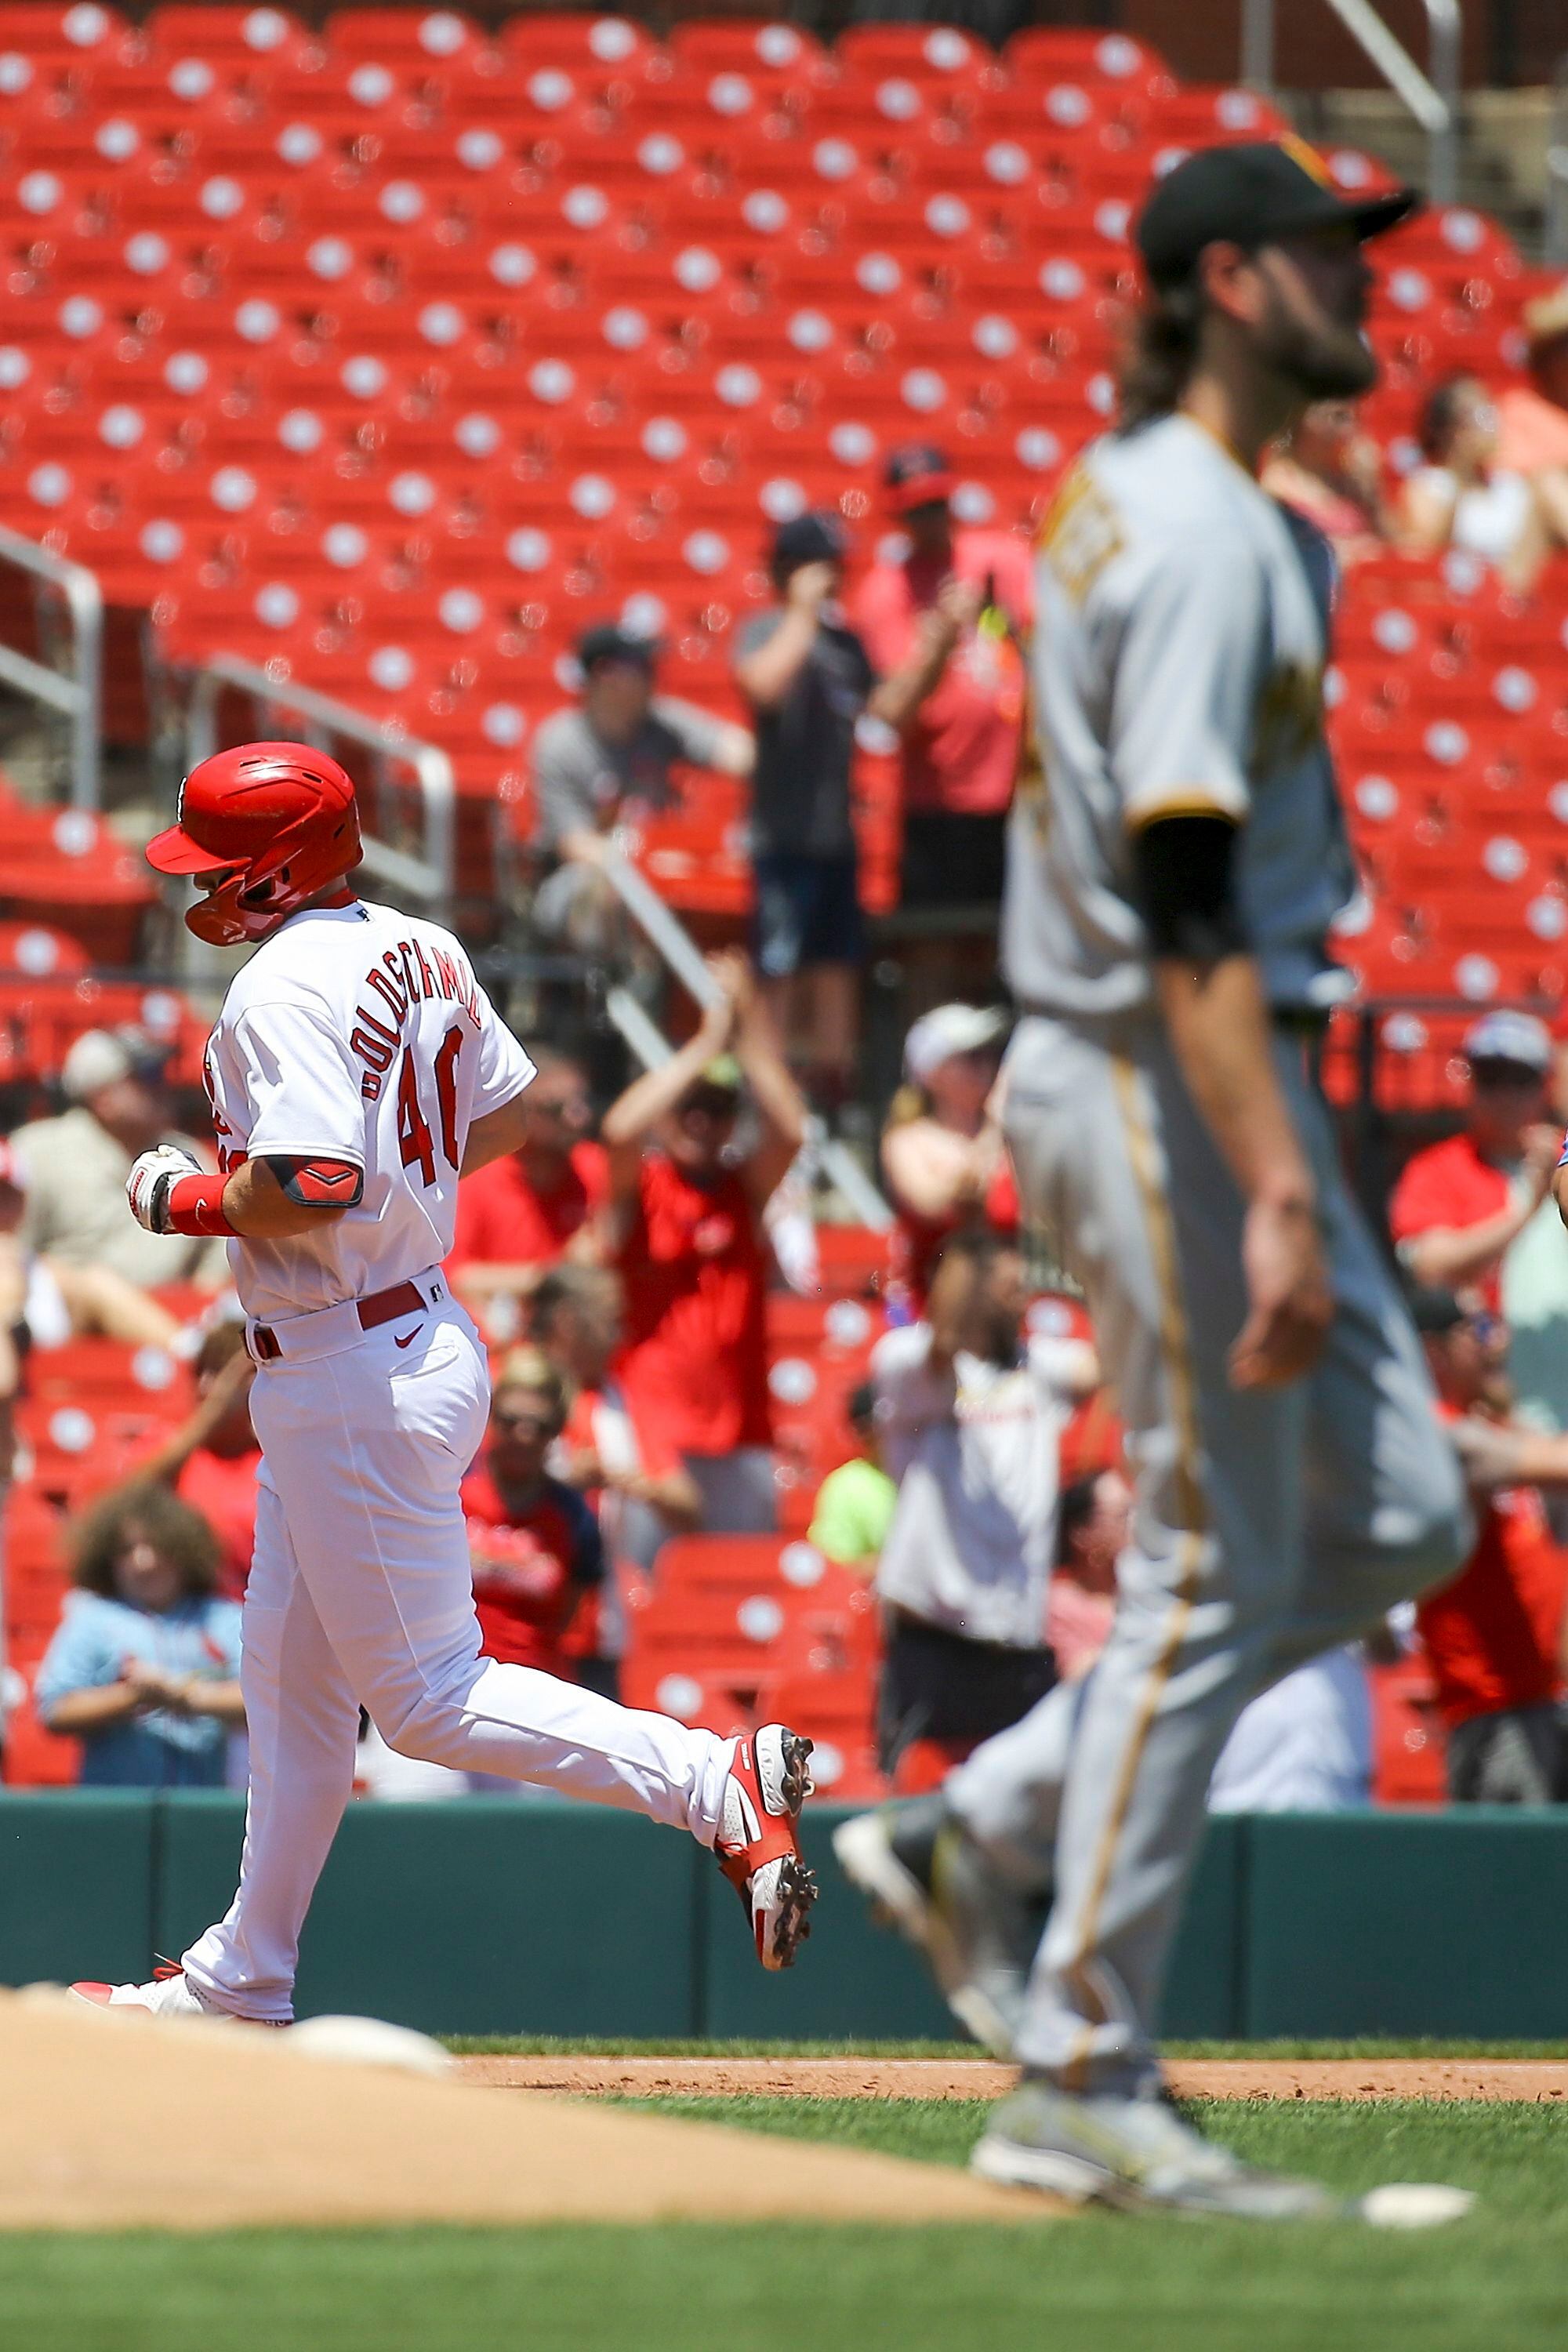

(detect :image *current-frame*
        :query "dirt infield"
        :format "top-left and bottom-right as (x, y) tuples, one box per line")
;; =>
(461, 2054), (1568, 2103)
(0, 1994), (1055, 2230)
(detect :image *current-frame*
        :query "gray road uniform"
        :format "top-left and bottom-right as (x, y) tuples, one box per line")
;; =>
(948, 412), (1468, 2092)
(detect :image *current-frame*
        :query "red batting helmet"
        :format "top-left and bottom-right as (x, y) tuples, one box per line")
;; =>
(146, 741), (364, 947)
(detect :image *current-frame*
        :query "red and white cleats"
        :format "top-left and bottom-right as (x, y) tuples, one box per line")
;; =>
(715, 1724), (818, 1972)
(69, 1967), (216, 2019)
(67, 1965), (281, 2024)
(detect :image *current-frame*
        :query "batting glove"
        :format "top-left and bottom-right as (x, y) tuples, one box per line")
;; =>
(126, 1143), (203, 1235)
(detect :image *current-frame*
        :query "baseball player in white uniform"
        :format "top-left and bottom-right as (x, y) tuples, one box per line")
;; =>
(71, 741), (815, 2023)
(837, 144), (1471, 2216)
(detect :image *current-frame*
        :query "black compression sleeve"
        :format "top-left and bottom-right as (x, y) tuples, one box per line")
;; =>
(1131, 813), (1249, 961)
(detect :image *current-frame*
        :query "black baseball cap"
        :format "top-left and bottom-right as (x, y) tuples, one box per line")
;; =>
(576, 622), (657, 674)
(1135, 140), (1420, 288)
(884, 443), (956, 514)
(771, 510), (846, 574)
(1404, 1282), (1468, 1336)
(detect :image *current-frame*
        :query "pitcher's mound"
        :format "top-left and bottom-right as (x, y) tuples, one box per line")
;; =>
(0, 1993), (1054, 2231)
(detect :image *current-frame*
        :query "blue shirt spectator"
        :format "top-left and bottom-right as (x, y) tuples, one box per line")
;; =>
(33, 1485), (245, 1787)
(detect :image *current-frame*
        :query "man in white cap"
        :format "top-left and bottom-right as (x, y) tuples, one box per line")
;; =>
(9, 1027), (226, 1294)
(903, 1002), (1011, 1086)
(881, 1002), (1015, 1316)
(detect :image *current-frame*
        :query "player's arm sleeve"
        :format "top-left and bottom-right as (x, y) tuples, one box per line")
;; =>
(230, 1000), (368, 1166)
(1105, 534), (1265, 833)
(470, 985), (538, 1120)
(263, 1156), (365, 1208)
(1130, 812), (1248, 960)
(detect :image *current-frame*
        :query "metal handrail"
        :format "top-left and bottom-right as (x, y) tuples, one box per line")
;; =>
(0, 525), (101, 809)
(184, 655), (456, 909)
(1548, 52), (1568, 268)
(597, 846), (892, 1231)
(1240, 0), (1461, 205)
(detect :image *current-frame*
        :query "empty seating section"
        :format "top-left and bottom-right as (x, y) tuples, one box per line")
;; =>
(1323, 559), (1568, 1111)
(2, 4), (1548, 915)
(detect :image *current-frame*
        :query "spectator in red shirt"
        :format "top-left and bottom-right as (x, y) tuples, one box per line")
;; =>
(880, 1003), (1016, 1316)
(1388, 1011), (1560, 1313)
(460, 1348), (604, 1688)
(448, 1051), (607, 1335)
(601, 950), (806, 1535)
(1413, 1283), (1568, 1803)
(851, 443), (1033, 990)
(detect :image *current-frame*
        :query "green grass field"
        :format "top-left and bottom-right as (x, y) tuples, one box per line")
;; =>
(5, 2050), (1566, 2352)
(446, 2032), (1568, 2060)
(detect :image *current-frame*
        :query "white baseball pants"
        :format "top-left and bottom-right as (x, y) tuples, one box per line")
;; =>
(182, 1294), (734, 2023)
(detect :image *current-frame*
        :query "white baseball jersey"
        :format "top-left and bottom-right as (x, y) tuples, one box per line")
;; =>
(202, 898), (535, 1319)
(1004, 409), (1356, 1017)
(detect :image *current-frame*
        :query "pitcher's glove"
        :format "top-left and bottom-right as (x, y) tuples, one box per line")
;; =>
(126, 1144), (203, 1235)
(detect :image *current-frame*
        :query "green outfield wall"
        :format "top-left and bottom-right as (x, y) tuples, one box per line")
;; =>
(4, 1793), (1566, 2041)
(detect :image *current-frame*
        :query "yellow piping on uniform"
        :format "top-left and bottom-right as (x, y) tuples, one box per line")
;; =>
(1060, 1054), (1207, 2090)
(1123, 793), (1243, 834)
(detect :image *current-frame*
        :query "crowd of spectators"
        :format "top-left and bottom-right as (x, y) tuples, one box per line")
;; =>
(10, 967), (1568, 1816)
(10, 288), (1568, 1807)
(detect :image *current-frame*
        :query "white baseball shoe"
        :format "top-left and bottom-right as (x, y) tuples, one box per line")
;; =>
(68, 1966), (251, 2021)
(971, 2079), (1341, 2219)
(714, 1724), (818, 1971)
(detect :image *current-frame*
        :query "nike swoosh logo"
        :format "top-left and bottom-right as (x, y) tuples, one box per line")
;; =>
(394, 1330), (419, 1350)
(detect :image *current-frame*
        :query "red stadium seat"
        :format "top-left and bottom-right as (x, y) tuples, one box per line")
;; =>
(0, 9), (1551, 942)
